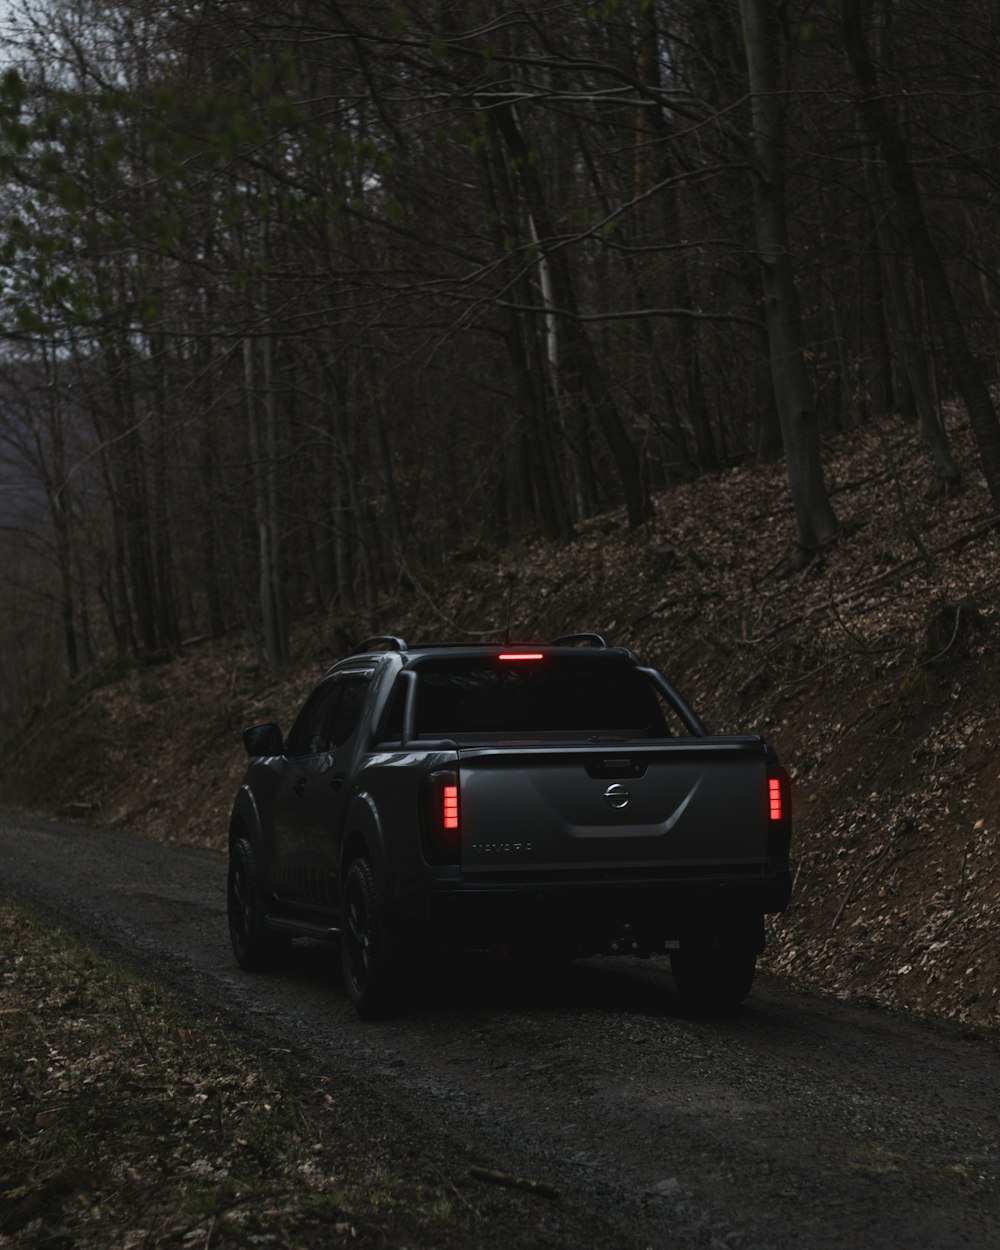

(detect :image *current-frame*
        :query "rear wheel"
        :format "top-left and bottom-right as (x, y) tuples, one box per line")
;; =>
(227, 837), (287, 970)
(340, 858), (404, 1018)
(669, 943), (757, 1010)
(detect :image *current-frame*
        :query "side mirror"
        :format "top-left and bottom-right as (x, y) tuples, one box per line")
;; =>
(243, 722), (283, 757)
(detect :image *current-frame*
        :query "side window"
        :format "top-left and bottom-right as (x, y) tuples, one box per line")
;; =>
(377, 675), (406, 743)
(325, 673), (370, 749)
(285, 681), (342, 757)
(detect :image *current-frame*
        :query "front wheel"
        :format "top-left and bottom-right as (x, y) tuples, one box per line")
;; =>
(669, 944), (757, 1011)
(227, 837), (287, 971)
(340, 858), (404, 1019)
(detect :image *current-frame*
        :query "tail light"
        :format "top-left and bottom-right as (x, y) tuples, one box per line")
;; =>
(442, 784), (459, 829)
(768, 776), (784, 821)
(767, 766), (790, 822)
(423, 770), (461, 863)
(766, 765), (792, 857)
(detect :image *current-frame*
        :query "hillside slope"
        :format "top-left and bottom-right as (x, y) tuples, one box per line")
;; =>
(6, 410), (999, 1034)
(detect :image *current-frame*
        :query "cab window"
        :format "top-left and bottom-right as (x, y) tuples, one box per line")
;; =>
(285, 681), (342, 757)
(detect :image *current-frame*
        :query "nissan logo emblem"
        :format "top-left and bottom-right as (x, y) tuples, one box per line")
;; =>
(603, 783), (630, 810)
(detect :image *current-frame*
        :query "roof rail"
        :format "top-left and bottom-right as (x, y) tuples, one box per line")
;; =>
(351, 635), (408, 655)
(550, 633), (610, 648)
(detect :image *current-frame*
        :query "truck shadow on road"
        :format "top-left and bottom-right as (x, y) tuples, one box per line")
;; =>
(274, 940), (759, 1023)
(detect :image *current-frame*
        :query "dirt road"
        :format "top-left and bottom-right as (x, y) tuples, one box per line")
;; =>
(2, 811), (998, 1249)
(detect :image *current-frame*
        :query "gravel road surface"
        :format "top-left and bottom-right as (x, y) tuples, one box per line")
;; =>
(2, 811), (998, 1249)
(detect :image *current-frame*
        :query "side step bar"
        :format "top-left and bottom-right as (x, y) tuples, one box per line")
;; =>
(266, 915), (341, 941)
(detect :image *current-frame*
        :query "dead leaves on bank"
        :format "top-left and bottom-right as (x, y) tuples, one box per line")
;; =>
(0, 902), (469, 1249)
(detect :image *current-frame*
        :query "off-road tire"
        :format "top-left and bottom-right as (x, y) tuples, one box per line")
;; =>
(341, 857), (404, 1019)
(227, 837), (287, 971)
(669, 944), (757, 1011)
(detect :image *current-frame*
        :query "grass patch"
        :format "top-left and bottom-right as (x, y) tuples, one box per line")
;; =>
(0, 897), (484, 1247)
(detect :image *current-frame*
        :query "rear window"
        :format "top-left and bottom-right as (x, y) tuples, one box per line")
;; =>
(411, 656), (671, 739)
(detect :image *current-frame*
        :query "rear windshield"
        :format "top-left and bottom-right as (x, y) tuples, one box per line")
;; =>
(410, 656), (671, 739)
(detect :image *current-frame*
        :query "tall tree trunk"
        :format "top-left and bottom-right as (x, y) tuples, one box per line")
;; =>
(739, 0), (838, 555)
(35, 361), (80, 678)
(199, 404), (226, 638)
(261, 330), (288, 661)
(491, 104), (653, 528)
(860, 228), (895, 420)
(638, 7), (713, 478)
(244, 333), (288, 667)
(51, 487), (78, 679)
(479, 124), (573, 538)
(857, 134), (960, 486)
(842, 0), (1000, 507)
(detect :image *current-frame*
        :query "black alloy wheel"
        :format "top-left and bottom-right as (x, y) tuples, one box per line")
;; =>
(227, 837), (286, 970)
(341, 857), (401, 1018)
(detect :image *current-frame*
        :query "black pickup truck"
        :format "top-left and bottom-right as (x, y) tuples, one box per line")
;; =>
(227, 634), (792, 1016)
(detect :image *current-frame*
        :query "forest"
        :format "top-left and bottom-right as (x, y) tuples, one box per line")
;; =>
(2, 0), (1000, 724)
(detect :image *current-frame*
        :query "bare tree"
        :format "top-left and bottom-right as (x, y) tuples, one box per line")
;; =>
(842, 0), (1000, 508)
(739, 0), (839, 556)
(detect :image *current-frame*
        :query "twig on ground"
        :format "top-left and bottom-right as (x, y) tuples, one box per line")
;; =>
(921, 604), (965, 667)
(119, 985), (158, 1065)
(470, 1167), (560, 1200)
(832, 833), (919, 932)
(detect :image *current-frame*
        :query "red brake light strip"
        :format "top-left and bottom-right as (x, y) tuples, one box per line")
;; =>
(443, 784), (459, 830)
(768, 777), (783, 821)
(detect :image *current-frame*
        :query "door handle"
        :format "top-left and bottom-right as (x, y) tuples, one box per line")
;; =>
(330, 774), (345, 793)
(294, 777), (307, 798)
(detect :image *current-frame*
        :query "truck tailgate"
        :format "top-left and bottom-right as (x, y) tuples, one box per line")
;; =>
(458, 739), (771, 874)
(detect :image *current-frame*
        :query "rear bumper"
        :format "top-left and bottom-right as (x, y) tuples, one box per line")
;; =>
(389, 866), (793, 944)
